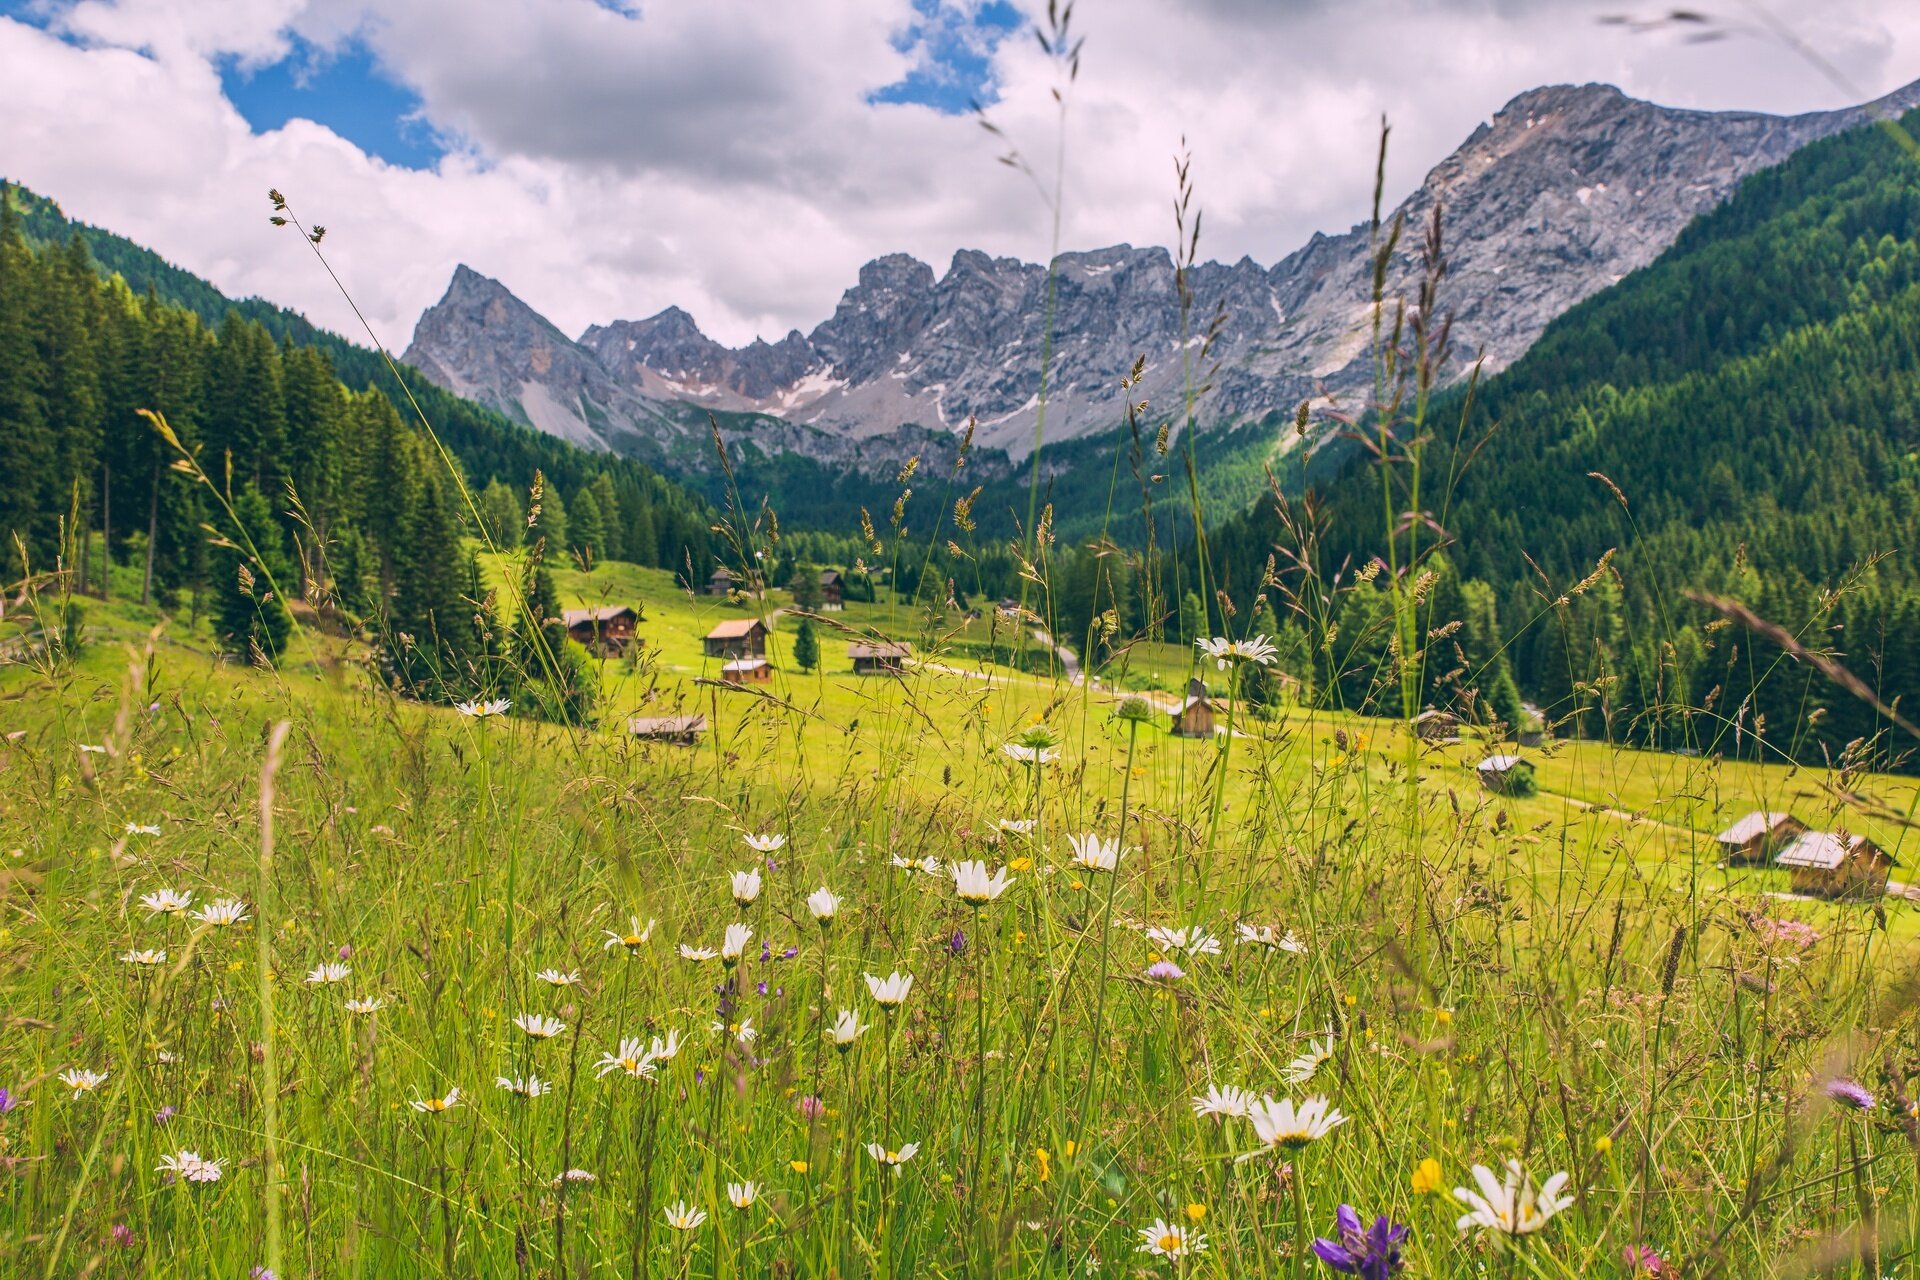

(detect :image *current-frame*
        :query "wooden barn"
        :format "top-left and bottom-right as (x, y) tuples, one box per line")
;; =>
(628, 715), (706, 746)
(1774, 830), (1896, 900)
(1475, 754), (1533, 795)
(706, 567), (738, 597)
(703, 618), (768, 660)
(562, 605), (639, 656)
(1411, 707), (1461, 742)
(849, 642), (911, 675)
(1715, 811), (1805, 867)
(818, 570), (844, 610)
(721, 658), (773, 685)
(1170, 678), (1215, 738)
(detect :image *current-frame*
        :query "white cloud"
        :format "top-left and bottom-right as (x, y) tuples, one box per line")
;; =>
(4, 0), (1917, 352)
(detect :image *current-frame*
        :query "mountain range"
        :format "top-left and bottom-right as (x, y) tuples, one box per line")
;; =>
(404, 76), (1920, 485)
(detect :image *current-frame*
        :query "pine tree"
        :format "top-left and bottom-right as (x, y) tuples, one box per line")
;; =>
(793, 617), (820, 671)
(569, 486), (606, 563)
(0, 187), (55, 568)
(212, 485), (294, 662)
(475, 478), (525, 549)
(1179, 591), (1208, 645)
(588, 472), (623, 561)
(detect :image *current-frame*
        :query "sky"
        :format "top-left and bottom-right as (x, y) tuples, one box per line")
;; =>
(2, 0), (1917, 351)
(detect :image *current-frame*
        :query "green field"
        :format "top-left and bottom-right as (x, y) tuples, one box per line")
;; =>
(2, 558), (1917, 1278)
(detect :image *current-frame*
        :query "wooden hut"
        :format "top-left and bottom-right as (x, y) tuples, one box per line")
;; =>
(849, 642), (912, 675)
(1475, 754), (1533, 795)
(1715, 811), (1804, 867)
(1170, 678), (1215, 738)
(1411, 707), (1461, 742)
(562, 605), (639, 656)
(706, 567), (737, 597)
(628, 714), (706, 746)
(720, 658), (773, 685)
(818, 570), (844, 610)
(703, 618), (768, 660)
(1773, 830), (1895, 900)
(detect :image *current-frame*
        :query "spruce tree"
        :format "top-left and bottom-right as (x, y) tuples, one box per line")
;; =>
(212, 486), (294, 662)
(793, 617), (820, 671)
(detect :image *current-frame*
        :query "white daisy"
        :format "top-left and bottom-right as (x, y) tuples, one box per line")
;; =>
(1454, 1161), (1575, 1236)
(595, 1038), (656, 1080)
(409, 1088), (463, 1114)
(1136, 1218), (1206, 1259)
(890, 855), (942, 875)
(727, 1180), (758, 1209)
(59, 1067), (109, 1099)
(743, 833), (787, 854)
(865, 1141), (920, 1169)
(139, 888), (193, 917)
(663, 1200), (707, 1230)
(679, 945), (719, 962)
(120, 949), (167, 967)
(951, 859), (1013, 906)
(997, 818), (1036, 835)
(1002, 743), (1059, 765)
(1194, 634), (1279, 669)
(1235, 923), (1306, 953)
(495, 1075), (550, 1099)
(192, 898), (250, 927)
(864, 971), (913, 1008)
(305, 962), (350, 985)
(344, 996), (386, 1015)
(1144, 924), (1223, 958)
(1281, 1037), (1335, 1086)
(514, 1013), (566, 1040)
(602, 916), (656, 953)
(806, 886), (842, 923)
(124, 822), (161, 836)
(829, 1009), (868, 1052)
(730, 869), (763, 906)
(1247, 1095), (1347, 1149)
(720, 923), (752, 965)
(1066, 833), (1123, 873)
(1190, 1083), (1254, 1119)
(535, 968), (582, 987)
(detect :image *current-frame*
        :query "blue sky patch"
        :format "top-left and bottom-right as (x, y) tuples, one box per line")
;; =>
(220, 38), (446, 170)
(869, 0), (1023, 115)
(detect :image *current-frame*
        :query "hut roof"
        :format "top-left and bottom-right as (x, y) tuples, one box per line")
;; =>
(818, 570), (842, 586)
(1716, 811), (1793, 845)
(1775, 830), (1894, 870)
(849, 642), (913, 659)
(720, 659), (770, 673)
(704, 618), (767, 640)
(628, 715), (707, 737)
(1412, 708), (1458, 724)
(562, 605), (637, 626)
(1475, 754), (1525, 774)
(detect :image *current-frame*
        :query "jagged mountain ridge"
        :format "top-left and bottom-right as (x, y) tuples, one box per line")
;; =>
(405, 77), (1920, 466)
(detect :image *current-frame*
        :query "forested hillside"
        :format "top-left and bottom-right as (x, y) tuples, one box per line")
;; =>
(0, 181), (717, 580)
(0, 182), (721, 714)
(1212, 109), (1920, 765)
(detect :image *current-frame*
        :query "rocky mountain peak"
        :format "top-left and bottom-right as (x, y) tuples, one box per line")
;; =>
(405, 76), (1920, 468)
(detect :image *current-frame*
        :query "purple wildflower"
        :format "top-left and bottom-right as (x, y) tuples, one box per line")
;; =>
(1622, 1245), (1668, 1276)
(1311, 1205), (1406, 1279)
(756, 981), (769, 996)
(948, 929), (967, 956)
(1144, 960), (1186, 983)
(154, 1105), (176, 1125)
(1825, 1077), (1876, 1111)
(111, 1223), (134, 1248)
(336, 944), (353, 961)
(251, 1268), (278, 1280)
(780, 947), (799, 961)
(760, 942), (772, 962)
(796, 1094), (824, 1119)
(0, 1086), (15, 1114)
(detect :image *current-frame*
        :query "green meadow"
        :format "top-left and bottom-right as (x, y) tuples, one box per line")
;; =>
(3, 554), (1917, 1278)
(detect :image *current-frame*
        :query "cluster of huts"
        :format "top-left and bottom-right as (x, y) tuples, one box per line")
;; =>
(1716, 811), (1898, 901)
